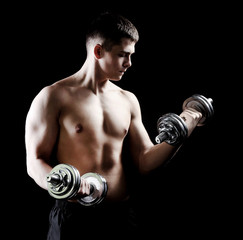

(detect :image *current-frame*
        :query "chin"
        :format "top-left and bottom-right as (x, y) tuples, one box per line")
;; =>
(110, 76), (123, 81)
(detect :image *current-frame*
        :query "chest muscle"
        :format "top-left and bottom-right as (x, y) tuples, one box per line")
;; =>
(60, 92), (131, 139)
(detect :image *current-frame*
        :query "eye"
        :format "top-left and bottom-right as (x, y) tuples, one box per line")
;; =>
(118, 53), (126, 57)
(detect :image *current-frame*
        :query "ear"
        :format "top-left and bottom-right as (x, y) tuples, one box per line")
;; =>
(94, 44), (103, 59)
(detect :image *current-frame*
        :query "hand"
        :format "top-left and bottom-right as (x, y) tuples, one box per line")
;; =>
(68, 178), (91, 203)
(77, 178), (91, 197)
(180, 107), (202, 136)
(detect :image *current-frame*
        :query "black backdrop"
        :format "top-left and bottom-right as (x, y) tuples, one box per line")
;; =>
(4, 2), (239, 239)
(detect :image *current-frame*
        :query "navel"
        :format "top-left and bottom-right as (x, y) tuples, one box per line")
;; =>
(75, 123), (83, 133)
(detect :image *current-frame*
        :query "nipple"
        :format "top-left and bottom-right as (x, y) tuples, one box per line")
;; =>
(75, 123), (83, 133)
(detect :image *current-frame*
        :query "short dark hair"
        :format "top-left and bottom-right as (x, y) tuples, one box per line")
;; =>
(86, 12), (139, 51)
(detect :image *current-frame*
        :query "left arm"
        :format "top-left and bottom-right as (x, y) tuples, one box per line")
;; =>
(126, 92), (201, 174)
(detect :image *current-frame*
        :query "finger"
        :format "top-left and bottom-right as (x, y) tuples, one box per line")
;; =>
(181, 108), (202, 121)
(79, 178), (89, 195)
(84, 179), (90, 195)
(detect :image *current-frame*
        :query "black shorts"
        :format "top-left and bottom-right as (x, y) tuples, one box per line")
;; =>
(47, 199), (139, 240)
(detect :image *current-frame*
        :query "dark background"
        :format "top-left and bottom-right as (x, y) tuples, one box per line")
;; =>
(4, 2), (239, 239)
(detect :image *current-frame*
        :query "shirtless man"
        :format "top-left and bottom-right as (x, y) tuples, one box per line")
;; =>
(25, 12), (202, 239)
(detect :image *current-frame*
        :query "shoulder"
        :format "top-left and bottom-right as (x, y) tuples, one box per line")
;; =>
(29, 81), (67, 116)
(118, 88), (141, 117)
(34, 78), (71, 104)
(109, 82), (141, 114)
(121, 89), (139, 104)
(108, 82), (137, 102)
(33, 84), (59, 105)
(110, 82), (137, 102)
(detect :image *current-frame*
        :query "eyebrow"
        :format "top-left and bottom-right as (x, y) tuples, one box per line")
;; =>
(119, 50), (135, 55)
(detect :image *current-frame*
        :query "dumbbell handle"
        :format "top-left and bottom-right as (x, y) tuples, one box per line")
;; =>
(155, 131), (169, 144)
(47, 172), (94, 194)
(46, 174), (61, 186)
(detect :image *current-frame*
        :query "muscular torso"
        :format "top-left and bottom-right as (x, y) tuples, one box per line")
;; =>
(55, 81), (132, 201)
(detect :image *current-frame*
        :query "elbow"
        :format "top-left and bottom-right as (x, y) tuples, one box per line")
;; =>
(26, 154), (38, 180)
(137, 152), (153, 175)
(26, 157), (50, 190)
(26, 160), (34, 179)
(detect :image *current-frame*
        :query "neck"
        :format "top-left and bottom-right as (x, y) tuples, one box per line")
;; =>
(74, 58), (110, 95)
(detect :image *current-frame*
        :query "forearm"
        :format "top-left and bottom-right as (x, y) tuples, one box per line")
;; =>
(139, 111), (200, 173)
(139, 142), (179, 173)
(27, 157), (52, 190)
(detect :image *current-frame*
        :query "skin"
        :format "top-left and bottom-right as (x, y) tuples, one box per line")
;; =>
(25, 38), (202, 202)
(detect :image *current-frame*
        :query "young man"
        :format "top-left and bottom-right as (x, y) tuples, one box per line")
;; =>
(25, 12), (202, 239)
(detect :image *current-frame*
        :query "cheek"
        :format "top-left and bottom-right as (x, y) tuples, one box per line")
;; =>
(102, 56), (121, 70)
(112, 59), (122, 69)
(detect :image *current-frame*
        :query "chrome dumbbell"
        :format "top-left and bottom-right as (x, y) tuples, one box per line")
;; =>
(155, 94), (214, 145)
(46, 164), (108, 206)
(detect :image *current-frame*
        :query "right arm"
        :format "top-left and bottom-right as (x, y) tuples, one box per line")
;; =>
(25, 86), (60, 190)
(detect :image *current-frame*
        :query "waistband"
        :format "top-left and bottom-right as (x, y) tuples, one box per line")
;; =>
(54, 197), (133, 212)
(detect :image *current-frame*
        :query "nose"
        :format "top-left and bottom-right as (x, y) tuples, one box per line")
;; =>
(123, 56), (132, 68)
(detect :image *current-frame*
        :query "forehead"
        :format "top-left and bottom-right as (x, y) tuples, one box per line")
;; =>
(112, 38), (136, 53)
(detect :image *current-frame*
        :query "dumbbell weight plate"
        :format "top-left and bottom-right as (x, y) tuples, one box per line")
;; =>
(77, 173), (108, 206)
(182, 94), (214, 126)
(46, 164), (81, 200)
(156, 113), (188, 145)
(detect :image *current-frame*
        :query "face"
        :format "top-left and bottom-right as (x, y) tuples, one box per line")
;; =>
(98, 38), (135, 81)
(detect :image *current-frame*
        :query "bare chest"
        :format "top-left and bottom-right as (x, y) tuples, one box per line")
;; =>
(60, 92), (131, 139)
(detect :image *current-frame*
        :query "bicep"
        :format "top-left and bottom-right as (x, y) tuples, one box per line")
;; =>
(25, 88), (59, 162)
(129, 117), (153, 161)
(127, 93), (154, 164)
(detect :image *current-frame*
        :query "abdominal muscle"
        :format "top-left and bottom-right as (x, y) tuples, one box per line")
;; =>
(56, 130), (129, 203)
